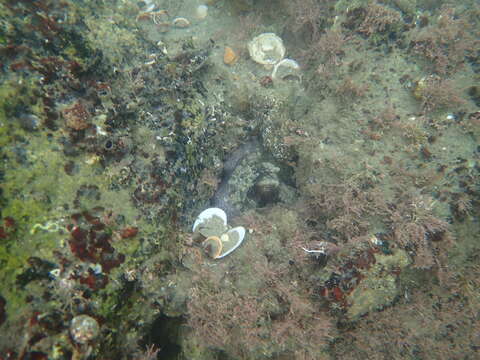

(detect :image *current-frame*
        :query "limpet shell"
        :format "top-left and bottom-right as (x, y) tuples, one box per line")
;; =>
(172, 17), (190, 28)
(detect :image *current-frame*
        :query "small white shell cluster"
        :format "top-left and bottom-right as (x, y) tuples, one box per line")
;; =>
(137, 4), (209, 32)
(193, 208), (246, 259)
(248, 33), (301, 82)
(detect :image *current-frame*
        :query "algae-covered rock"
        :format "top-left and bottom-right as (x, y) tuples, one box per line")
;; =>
(346, 249), (411, 320)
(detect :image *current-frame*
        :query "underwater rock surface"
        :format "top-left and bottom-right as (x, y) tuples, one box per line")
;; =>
(0, 0), (479, 359)
(211, 138), (296, 216)
(211, 138), (261, 214)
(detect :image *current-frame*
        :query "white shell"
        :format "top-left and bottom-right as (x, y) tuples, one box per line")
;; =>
(272, 58), (301, 81)
(248, 33), (285, 65)
(195, 5), (208, 20)
(192, 208), (227, 232)
(144, 4), (156, 12)
(172, 17), (190, 28)
(217, 226), (246, 259)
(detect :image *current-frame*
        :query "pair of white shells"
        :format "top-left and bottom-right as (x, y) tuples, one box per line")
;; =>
(192, 208), (246, 259)
(248, 33), (301, 81)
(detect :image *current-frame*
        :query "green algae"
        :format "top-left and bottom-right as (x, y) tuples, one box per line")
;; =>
(0, 77), (144, 330)
(0, 80), (60, 314)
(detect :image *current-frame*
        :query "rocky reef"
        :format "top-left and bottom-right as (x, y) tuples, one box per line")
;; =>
(0, 0), (479, 359)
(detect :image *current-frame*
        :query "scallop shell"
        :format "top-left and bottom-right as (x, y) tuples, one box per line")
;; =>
(172, 17), (190, 28)
(248, 33), (285, 65)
